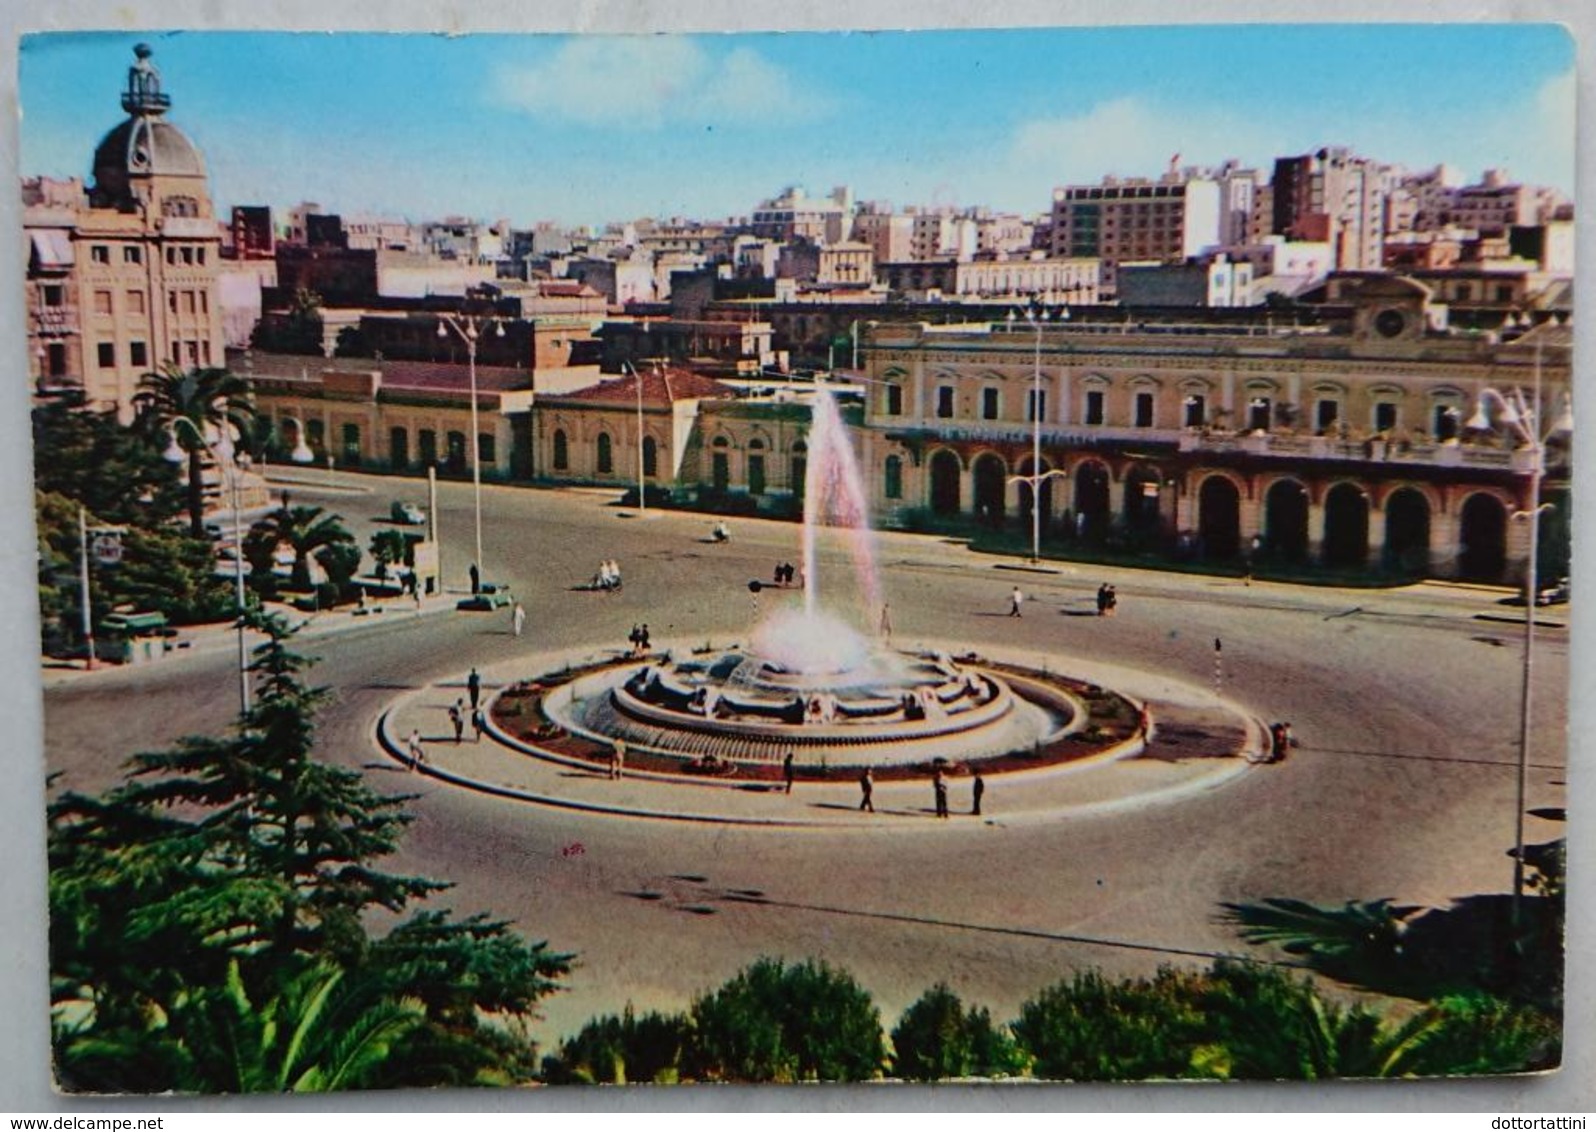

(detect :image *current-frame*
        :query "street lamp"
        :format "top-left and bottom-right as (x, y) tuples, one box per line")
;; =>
(1005, 306), (1071, 564)
(1465, 342), (1571, 945)
(621, 359), (652, 516)
(437, 312), (505, 587)
(167, 418), (251, 718)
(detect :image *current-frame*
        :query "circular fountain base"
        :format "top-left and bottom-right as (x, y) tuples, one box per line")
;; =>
(541, 640), (1080, 769)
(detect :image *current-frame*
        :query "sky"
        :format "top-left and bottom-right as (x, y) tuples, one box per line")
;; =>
(17, 25), (1576, 229)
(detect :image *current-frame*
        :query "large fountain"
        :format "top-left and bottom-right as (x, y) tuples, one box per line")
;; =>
(533, 387), (1098, 771)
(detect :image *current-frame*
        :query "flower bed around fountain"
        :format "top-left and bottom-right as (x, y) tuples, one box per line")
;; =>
(489, 645), (1146, 783)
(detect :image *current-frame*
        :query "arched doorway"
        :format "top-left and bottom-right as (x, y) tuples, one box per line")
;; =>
(1458, 492), (1508, 581)
(1074, 460), (1110, 542)
(1122, 465), (1163, 537)
(1264, 479), (1310, 562)
(1016, 457), (1053, 536)
(1382, 487), (1431, 576)
(1323, 483), (1370, 569)
(972, 452), (1007, 526)
(929, 450), (961, 516)
(1197, 476), (1241, 559)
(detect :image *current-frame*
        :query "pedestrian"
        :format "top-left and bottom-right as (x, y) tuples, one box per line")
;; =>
(933, 769), (949, 819)
(1096, 583), (1109, 616)
(467, 667), (482, 711)
(469, 562), (481, 595)
(628, 624), (642, 654)
(879, 602), (893, 640)
(610, 737), (627, 780)
(859, 767), (874, 812)
(406, 728), (426, 771)
(472, 706), (486, 742)
(512, 601), (526, 637)
(1104, 584), (1118, 616)
(640, 624), (651, 651)
(972, 772), (985, 816)
(1268, 722), (1289, 763)
(783, 751), (795, 794)
(412, 574), (423, 611)
(1009, 586), (1024, 617)
(448, 701), (464, 744)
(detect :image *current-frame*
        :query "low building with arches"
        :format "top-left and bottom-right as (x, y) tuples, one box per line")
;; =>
(858, 279), (1571, 584)
(532, 366), (737, 493)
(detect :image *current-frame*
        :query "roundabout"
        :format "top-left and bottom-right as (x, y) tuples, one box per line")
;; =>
(373, 636), (1266, 828)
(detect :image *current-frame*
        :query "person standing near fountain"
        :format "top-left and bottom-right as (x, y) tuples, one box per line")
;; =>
(859, 767), (874, 812)
(610, 737), (626, 780)
(972, 771), (986, 816)
(934, 768), (950, 818)
(783, 751), (795, 794)
(1009, 586), (1025, 617)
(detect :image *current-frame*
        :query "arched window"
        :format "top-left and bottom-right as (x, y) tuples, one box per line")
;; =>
(596, 432), (613, 474)
(642, 436), (657, 478)
(884, 455), (903, 500)
(552, 429), (568, 471)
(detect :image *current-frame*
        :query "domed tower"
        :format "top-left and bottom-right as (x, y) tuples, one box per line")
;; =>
(88, 43), (211, 219)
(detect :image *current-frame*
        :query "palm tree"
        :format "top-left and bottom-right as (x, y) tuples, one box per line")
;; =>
(249, 505), (355, 591)
(134, 366), (257, 538)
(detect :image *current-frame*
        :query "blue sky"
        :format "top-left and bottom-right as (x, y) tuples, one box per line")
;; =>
(19, 25), (1575, 228)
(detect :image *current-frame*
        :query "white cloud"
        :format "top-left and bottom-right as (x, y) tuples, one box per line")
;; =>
(493, 36), (830, 129)
(1008, 97), (1285, 188)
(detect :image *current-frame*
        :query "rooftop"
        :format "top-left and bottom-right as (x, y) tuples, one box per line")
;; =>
(551, 366), (736, 408)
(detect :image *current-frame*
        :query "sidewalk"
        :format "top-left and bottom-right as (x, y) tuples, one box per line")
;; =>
(374, 644), (1264, 830)
(39, 591), (459, 689)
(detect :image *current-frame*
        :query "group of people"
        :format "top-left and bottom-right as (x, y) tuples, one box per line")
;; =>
(771, 562), (799, 587)
(627, 623), (653, 655)
(591, 559), (623, 592)
(1095, 583), (1119, 616)
(444, 667), (488, 744)
(855, 765), (985, 818)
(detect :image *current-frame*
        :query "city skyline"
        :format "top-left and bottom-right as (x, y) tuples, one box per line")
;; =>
(19, 25), (1575, 229)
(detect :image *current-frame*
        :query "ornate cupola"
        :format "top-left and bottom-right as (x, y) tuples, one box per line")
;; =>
(88, 43), (210, 217)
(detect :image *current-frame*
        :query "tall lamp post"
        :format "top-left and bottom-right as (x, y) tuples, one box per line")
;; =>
(166, 420), (252, 717)
(621, 360), (651, 516)
(1464, 341), (1571, 943)
(1005, 306), (1070, 564)
(437, 312), (504, 587)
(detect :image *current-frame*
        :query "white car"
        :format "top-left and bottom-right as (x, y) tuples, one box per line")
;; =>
(391, 501), (427, 526)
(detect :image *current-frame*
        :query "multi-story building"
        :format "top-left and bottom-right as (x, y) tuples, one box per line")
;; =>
(23, 44), (226, 417)
(1269, 147), (1388, 271)
(1047, 172), (1222, 296)
(852, 204), (915, 264)
(749, 186), (853, 244)
(878, 256), (1100, 304)
(856, 279), (1569, 583)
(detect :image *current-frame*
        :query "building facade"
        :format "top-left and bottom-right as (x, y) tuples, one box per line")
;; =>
(24, 45), (227, 417)
(1048, 174), (1221, 296)
(857, 279), (1570, 582)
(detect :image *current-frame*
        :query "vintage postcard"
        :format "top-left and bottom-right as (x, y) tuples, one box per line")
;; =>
(16, 23), (1574, 1093)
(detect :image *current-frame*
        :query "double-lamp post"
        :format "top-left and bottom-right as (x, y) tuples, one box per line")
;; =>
(166, 419), (251, 718)
(1465, 341), (1571, 942)
(1005, 306), (1071, 564)
(437, 312), (504, 587)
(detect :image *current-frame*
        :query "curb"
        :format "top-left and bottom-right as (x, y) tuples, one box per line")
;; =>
(369, 645), (1266, 830)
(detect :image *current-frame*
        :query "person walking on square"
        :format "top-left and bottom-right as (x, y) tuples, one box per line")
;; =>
(406, 729), (426, 771)
(467, 667), (482, 711)
(471, 706), (486, 743)
(783, 751), (796, 794)
(880, 602), (893, 641)
(1009, 586), (1024, 617)
(448, 701), (464, 744)
(610, 737), (627, 780)
(469, 562), (481, 595)
(972, 771), (985, 817)
(512, 601), (526, 638)
(934, 769), (949, 818)
(859, 767), (874, 812)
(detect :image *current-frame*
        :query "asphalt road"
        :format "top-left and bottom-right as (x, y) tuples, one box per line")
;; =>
(42, 470), (1571, 1046)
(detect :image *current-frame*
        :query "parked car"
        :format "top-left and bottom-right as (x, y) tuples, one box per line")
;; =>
(391, 501), (427, 526)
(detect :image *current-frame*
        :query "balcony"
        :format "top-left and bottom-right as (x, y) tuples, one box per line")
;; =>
(1177, 430), (1539, 471)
